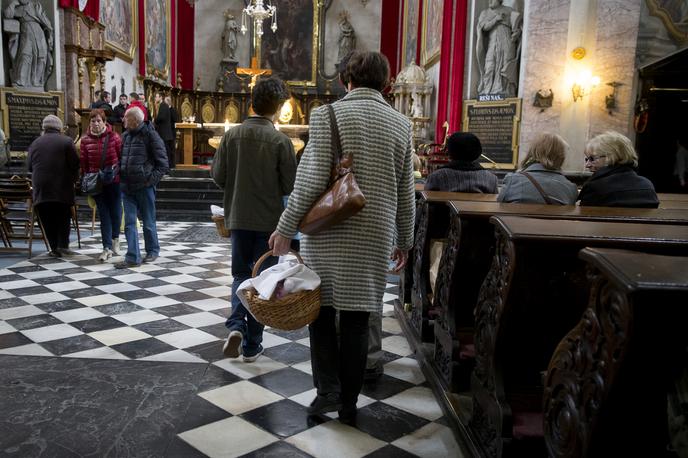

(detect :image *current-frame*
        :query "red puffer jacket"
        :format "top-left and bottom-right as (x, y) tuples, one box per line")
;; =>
(80, 124), (122, 184)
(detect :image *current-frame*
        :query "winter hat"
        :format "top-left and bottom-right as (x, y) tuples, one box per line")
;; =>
(42, 115), (63, 131)
(447, 132), (482, 161)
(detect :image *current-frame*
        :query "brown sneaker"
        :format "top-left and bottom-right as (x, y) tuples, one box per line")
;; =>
(222, 330), (243, 358)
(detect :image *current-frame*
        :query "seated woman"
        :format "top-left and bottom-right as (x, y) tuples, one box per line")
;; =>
(578, 131), (659, 208)
(498, 133), (578, 205)
(424, 132), (498, 193)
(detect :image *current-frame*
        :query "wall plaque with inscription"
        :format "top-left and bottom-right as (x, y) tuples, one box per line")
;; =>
(462, 98), (522, 169)
(0, 89), (65, 152)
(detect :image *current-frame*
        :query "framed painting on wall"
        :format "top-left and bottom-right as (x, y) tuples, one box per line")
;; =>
(145, 0), (171, 81)
(421, 0), (444, 68)
(646, 0), (688, 44)
(259, 0), (319, 86)
(100, 0), (137, 62)
(402, 0), (421, 68)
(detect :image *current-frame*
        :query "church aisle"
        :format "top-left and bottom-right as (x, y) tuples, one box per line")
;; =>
(0, 222), (462, 457)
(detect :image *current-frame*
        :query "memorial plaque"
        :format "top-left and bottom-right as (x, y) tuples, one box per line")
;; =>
(463, 98), (521, 169)
(0, 89), (64, 152)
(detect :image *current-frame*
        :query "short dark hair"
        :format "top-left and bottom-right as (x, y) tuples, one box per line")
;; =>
(156, 91), (165, 98)
(251, 77), (289, 116)
(347, 51), (390, 92)
(89, 109), (106, 121)
(100, 91), (110, 101)
(119, 94), (128, 99)
(129, 92), (139, 100)
(338, 51), (355, 87)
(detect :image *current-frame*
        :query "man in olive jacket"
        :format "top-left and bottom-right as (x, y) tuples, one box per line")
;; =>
(211, 77), (296, 362)
(115, 106), (169, 269)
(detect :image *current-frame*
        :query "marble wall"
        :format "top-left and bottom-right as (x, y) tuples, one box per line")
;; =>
(193, 0), (382, 91)
(515, 0), (642, 172)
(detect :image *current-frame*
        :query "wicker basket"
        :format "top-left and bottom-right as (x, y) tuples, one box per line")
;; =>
(211, 214), (230, 237)
(243, 250), (321, 331)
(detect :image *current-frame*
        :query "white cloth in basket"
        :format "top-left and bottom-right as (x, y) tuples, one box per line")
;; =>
(236, 259), (321, 308)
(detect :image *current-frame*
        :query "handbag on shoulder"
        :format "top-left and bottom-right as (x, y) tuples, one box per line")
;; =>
(81, 134), (111, 196)
(299, 105), (366, 235)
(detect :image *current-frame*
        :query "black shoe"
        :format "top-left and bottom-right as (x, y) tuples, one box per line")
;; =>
(59, 248), (78, 256)
(222, 330), (243, 358)
(143, 253), (158, 263)
(114, 260), (141, 269)
(48, 250), (61, 258)
(307, 393), (343, 415)
(338, 405), (357, 426)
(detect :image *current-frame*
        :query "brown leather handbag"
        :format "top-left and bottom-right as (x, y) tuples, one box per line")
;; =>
(299, 105), (366, 235)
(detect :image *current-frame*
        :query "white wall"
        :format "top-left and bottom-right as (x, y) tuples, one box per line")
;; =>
(104, 56), (142, 99)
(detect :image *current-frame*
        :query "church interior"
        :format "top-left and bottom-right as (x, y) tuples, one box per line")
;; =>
(1, 0), (688, 457)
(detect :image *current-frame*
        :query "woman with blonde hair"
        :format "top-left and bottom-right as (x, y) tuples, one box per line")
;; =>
(498, 133), (577, 204)
(579, 131), (658, 207)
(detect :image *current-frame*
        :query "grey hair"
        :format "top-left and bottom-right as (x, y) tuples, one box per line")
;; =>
(124, 106), (144, 124)
(585, 131), (638, 168)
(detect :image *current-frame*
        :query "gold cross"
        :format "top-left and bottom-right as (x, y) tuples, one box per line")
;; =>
(236, 57), (272, 90)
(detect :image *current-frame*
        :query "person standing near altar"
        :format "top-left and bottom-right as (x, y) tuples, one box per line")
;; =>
(211, 77), (297, 363)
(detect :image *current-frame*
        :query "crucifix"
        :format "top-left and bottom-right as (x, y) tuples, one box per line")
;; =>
(231, 1), (277, 91)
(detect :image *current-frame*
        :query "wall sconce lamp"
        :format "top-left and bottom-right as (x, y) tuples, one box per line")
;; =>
(605, 81), (623, 114)
(571, 70), (601, 102)
(533, 89), (553, 112)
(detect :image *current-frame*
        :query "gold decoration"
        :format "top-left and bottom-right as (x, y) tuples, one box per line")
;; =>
(201, 101), (216, 124)
(279, 99), (294, 124)
(224, 101), (240, 123)
(572, 47), (586, 60)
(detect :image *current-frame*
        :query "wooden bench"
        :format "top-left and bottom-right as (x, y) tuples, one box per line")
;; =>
(543, 248), (688, 458)
(470, 216), (688, 457)
(411, 191), (498, 343)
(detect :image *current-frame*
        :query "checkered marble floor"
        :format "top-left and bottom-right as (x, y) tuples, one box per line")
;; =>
(0, 222), (462, 457)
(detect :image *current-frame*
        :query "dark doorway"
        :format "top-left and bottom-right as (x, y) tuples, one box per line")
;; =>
(636, 47), (688, 193)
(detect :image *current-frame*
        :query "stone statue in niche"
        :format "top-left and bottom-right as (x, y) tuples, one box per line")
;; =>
(410, 91), (424, 118)
(337, 11), (356, 65)
(221, 11), (239, 62)
(476, 0), (522, 98)
(3, 0), (54, 91)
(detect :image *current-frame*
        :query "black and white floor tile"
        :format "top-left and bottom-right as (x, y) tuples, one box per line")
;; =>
(0, 222), (462, 457)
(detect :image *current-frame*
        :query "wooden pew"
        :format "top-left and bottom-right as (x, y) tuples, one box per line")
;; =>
(411, 191), (498, 343)
(470, 216), (688, 457)
(543, 248), (688, 458)
(431, 200), (688, 393)
(657, 192), (688, 201)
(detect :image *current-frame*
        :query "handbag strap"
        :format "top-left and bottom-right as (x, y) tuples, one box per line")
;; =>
(326, 105), (343, 172)
(98, 134), (110, 171)
(518, 171), (555, 205)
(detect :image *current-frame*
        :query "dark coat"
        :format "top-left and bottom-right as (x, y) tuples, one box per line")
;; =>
(154, 102), (174, 141)
(113, 103), (129, 123)
(120, 122), (169, 193)
(80, 124), (122, 184)
(27, 130), (80, 205)
(424, 160), (498, 193)
(578, 164), (659, 208)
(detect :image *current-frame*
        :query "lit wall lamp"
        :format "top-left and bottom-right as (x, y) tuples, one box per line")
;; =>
(571, 70), (601, 102)
(605, 81), (623, 114)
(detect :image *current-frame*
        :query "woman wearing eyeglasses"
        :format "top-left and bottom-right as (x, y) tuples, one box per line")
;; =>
(578, 131), (658, 208)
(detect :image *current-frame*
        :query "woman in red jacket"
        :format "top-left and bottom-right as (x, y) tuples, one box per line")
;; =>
(80, 109), (123, 262)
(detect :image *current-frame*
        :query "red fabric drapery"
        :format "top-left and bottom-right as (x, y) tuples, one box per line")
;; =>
(381, 0), (401, 76)
(177, 0), (195, 90)
(435, 1), (455, 142)
(137, 0), (145, 77)
(58, 0), (99, 21)
(448, 1), (468, 133)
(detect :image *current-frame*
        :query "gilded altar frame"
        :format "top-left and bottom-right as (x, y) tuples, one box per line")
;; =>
(258, 0), (320, 86)
(145, 0), (172, 81)
(100, 0), (138, 62)
(646, 0), (688, 44)
(421, 0), (443, 68)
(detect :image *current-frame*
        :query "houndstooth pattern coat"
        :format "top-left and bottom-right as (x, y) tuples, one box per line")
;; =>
(277, 88), (415, 313)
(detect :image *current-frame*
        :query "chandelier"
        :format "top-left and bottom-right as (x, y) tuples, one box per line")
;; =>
(241, 0), (277, 37)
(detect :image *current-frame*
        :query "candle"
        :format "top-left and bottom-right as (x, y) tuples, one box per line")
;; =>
(224, 120), (230, 132)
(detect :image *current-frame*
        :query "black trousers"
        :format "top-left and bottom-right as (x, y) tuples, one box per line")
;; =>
(309, 306), (370, 406)
(165, 140), (175, 169)
(35, 202), (71, 252)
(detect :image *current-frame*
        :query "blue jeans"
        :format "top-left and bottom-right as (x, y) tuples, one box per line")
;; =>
(227, 229), (277, 354)
(94, 182), (122, 250)
(122, 186), (159, 264)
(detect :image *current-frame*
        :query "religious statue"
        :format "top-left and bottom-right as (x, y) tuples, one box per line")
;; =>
(337, 11), (356, 64)
(3, 0), (54, 91)
(410, 91), (424, 118)
(221, 12), (240, 62)
(475, 0), (522, 98)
